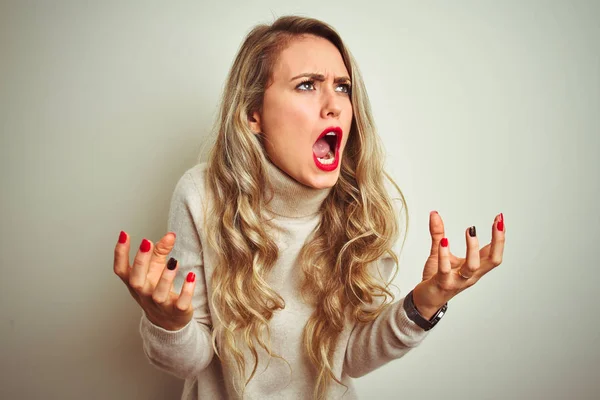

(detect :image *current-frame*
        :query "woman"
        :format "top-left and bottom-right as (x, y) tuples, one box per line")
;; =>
(113, 15), (506, 400)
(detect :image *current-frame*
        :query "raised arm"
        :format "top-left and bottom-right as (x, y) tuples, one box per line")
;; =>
(137, 172), (215, 379)
(343, 254), (431, 378)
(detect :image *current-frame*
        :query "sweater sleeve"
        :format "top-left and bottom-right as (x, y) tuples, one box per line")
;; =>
(342, 256), (430, 378)
(343, 190), (431, 378)
(139, 171), (215, 379)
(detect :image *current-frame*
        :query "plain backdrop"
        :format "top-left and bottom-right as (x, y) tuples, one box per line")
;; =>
(1, 1), (598, 399)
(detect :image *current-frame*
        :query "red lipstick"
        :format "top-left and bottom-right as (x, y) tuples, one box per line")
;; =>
(313, 126), (342, 172)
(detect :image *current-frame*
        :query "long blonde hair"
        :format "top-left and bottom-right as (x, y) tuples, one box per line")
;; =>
(203, 15), (409, 399)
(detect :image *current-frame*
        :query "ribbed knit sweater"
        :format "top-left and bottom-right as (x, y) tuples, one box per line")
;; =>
(139, 160), (431, 399)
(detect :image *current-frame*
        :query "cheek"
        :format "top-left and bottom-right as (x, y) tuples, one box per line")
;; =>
(341, 135), (350, 153)
(343, 108), (353, 149)
(281, 96), (314, 125)
(263, 96), (314, 142)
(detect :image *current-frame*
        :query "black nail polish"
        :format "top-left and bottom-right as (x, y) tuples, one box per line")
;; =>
(167, 257), (177, 270)
(469, 226), (476, 237)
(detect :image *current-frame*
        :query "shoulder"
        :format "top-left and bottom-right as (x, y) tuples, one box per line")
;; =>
(170, 162), (209, 210)
(182, 162), (208, 191)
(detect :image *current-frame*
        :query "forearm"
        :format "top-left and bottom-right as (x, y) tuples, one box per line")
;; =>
(343, 295), (430, 378)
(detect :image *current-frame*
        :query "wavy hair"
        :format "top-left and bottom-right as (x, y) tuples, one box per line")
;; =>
(203, 15), (409, 400)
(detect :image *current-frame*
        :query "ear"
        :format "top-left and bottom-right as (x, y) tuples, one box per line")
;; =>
(248, 111), (262, 134)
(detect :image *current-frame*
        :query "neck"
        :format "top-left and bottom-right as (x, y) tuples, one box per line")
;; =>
(264, 160), (333, 218)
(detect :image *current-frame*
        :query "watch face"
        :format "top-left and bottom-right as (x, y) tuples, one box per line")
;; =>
(432, 304), (448, 323)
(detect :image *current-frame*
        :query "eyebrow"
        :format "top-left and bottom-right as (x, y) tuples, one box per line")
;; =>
(290, 73), (351, 84)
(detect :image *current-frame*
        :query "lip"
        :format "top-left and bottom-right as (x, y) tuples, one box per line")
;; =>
(313, 126), (342, 172)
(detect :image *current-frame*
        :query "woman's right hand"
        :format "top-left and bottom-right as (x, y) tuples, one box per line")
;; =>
(113, 231), (197, 331)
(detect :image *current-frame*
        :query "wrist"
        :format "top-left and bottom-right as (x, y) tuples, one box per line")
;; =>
(403, 288), (448, 331)
(144, 311), (184, 332)
(412, 282), (445, 320)
(415, 305), (439, 320)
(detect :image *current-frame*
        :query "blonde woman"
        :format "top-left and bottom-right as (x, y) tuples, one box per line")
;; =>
(113, 15), (506, 400)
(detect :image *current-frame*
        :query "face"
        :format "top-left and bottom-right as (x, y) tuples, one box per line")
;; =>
(250, 35), (353, 189)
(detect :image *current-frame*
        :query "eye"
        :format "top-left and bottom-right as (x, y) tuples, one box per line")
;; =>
(295, 80), (352, 95)
(296, 80), (316, 91)
(336, 83), (352, 94)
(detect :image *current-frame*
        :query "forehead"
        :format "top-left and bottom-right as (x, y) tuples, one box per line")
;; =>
(271, 35), (349, 80)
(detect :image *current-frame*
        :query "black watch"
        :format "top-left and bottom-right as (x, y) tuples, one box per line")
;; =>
(403, 290), (447, 331)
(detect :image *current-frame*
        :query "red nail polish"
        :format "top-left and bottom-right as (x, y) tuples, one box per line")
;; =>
(186, 272), (196, 283)
(500, 213), (504, 222)
(140, 239), (151, 253)
(497, 220), (504, 231)
(441, 237), (448, 247)
(118, 231), (127, 244)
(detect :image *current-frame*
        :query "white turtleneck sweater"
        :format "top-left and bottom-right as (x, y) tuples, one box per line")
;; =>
(139, 161), (433, 399)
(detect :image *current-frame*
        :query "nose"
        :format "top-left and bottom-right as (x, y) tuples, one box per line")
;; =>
(320, 87), (342, 119)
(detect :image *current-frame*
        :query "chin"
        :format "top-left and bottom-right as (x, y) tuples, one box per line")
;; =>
(305, 170), (340, 189)
(275, 155), (342, 189)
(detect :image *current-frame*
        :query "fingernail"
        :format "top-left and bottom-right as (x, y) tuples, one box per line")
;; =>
(441, 237), (448, 247)
(167, 257), (177, 270)
(469, 226), (476, 237)
(186, 272), (196, 283)
(497, 220), (504, 231)
(140, 239), (151, 253)
(118, 231), (127, 244)
(431, 210), (438, 215)
(500, 213), (504, 222)
(169, 231), (176, 239)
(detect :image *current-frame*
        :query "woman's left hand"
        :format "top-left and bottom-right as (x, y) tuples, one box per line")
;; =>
(412, 211), (506, 319)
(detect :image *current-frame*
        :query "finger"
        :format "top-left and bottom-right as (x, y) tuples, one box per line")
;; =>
(146, 232), (177, 288)
(429, 211), (446, 258)
(129, 238), (153, 295)
(487, 213), (505, 268)
(458, 226), (480, 279)
(114, 230), (131, 282)
(151, 257), (178, 305)
(437, 237), (452, 286)
(174, 272), (196, 314)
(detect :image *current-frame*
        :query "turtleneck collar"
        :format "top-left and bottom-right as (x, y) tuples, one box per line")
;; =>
(264, 159), (333, 218)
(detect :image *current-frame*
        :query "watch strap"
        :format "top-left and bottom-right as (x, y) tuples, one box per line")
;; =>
(403, 290), (448, 331)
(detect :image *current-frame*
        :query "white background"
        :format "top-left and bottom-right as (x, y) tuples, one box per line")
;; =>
(1, 1), (598, 399)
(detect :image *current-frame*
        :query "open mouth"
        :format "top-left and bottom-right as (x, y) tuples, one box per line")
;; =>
(312, 127), (342, 170)
(315, 132), (337, 163)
